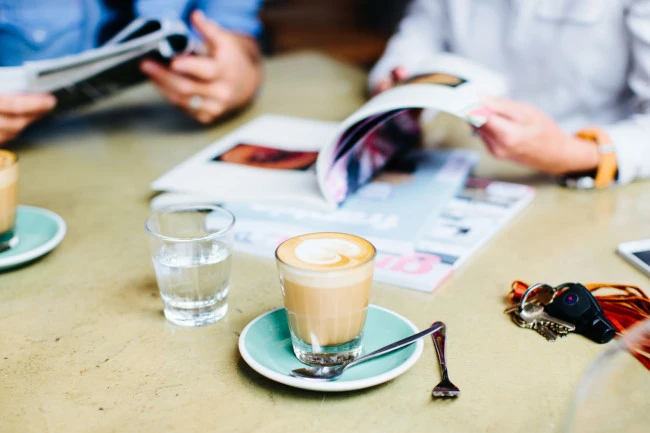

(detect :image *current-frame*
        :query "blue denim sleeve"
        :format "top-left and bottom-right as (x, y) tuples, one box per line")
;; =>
(134, 0), (262, 36)
(0, 0), (98, 65)
(197, 0), (263, 37)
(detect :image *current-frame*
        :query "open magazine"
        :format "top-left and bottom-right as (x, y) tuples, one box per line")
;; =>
(224, 178), (535, 292)
(0, 18), (194, 113)
(151, 54), (507, 210)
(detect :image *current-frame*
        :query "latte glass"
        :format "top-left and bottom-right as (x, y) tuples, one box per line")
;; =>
(145, 204), (235, 327)
(0, 150), (18, 252)
(275, 232), (376, 366)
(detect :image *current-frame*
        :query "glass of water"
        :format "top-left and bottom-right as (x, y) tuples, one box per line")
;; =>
(145, 204), (235, 327)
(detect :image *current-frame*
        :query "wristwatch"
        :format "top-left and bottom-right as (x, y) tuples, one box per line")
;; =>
(561, 127), (618, 189)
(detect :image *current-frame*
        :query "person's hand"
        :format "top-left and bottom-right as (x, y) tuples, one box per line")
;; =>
(477, 97), (600, 175)
(140, 10), (261, 124)
(372, 67), (409, 96)
(0, 94), (56, 145)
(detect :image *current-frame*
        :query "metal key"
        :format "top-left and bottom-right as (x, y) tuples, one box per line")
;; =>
(519, 304), (576, 332)
(505, 283), (576, 341)
(534, 322), (558, 341)
(515, 303), (557, 341)
(504, 283), (559, 330)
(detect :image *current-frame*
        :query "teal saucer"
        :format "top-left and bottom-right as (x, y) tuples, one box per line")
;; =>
(238, 305), (423, 392)
(0, 205), (66, 271)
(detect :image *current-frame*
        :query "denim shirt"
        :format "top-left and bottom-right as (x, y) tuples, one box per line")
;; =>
(0, 0), (261, 66)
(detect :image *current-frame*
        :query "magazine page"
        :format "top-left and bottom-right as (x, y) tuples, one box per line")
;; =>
(223, 149), (476, 244)
(0, 67), (28, 93)
(416, 179), (535, 267)
(151, 115), (340, 210)
(315, 53), (507, 206)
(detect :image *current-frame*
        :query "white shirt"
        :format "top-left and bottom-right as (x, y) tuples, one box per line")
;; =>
(369, 0), (650, 184)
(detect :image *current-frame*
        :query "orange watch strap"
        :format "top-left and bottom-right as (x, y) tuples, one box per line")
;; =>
(576, 127), (618, 188)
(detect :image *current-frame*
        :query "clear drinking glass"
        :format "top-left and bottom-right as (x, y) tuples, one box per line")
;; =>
(275, 233), (376, 366)
(145, 204), (235, 327)
(561, 318), (650, 433)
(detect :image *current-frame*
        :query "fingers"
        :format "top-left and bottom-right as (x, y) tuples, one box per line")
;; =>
(141, 60), (229, 124)
(477, 115), (523, 159)
(481, 114), (519, 139)
(373, 66), (409, 96)
(392, 66), (409, 83)
(141, 60), (206, 97)
(190, 10), (224, 55)
(373, 78), (392, 96)
(0, 115), (31, 135)
(481, 96), (531, 123)
(477, 130), (501, 157)
(0, 94), (56, 116)
(170, 55), (221, 82)
(0, 113), (40, 144)
(164, 89), (226, 120)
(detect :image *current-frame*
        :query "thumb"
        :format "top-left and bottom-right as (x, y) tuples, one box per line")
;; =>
(391, 66), (409, 83)
(190, 10), (224, 55)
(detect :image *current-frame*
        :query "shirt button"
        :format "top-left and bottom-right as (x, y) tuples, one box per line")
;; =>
(32, 29), (47, 43)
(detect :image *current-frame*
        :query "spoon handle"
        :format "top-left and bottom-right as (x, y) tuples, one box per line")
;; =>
(345, 322), (444, 370)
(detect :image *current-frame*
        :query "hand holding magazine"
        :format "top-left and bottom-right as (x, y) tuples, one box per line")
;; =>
(0, 18), (195, 113)
(152, 54), (508, 210)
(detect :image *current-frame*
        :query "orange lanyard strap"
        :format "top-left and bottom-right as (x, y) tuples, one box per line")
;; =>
(507, 281), (650, 370)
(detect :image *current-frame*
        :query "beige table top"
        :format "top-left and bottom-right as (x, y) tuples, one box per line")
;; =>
(1, 52), (649, 433)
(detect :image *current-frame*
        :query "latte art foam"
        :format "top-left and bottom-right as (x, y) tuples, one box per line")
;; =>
(277, 233), (375, 271)
(294, 238), (362, 266)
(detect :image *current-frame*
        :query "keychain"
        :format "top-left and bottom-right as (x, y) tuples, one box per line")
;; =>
(505, 281), (650, 370)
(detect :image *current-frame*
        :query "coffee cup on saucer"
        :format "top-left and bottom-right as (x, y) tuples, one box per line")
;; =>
(275, 232), (376, 366)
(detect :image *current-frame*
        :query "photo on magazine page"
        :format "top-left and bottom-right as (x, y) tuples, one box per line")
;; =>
(213, 143), (319, 171)
(400, 72), (468, 88)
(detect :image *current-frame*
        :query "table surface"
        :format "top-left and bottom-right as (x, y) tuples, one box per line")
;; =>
(2, 52), (649, 433)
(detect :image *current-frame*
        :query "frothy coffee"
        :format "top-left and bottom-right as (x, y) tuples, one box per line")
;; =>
(0, 150), (18, 236)
(276, 232), (375, 272)
(276, 233), (376, 349)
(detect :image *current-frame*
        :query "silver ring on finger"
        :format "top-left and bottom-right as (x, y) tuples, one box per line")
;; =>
(188, 95), (204, 111)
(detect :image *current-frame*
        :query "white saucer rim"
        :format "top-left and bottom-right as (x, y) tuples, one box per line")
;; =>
(0, 205), (67, 268)
(238, 304), (423, 392)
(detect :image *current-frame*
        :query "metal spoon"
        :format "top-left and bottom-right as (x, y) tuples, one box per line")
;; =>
(290, 322), (443, 381)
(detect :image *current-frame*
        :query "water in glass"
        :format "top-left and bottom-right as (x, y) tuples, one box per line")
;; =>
(152, 240), (232, 326)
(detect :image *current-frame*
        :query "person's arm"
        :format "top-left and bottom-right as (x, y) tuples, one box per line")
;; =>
(137, 1), (262, 124)
(478, 0), (650, 184)
(368, 0), (447, 94)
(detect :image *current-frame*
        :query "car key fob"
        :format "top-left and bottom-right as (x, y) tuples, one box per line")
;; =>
(544, 283), (616, 344)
